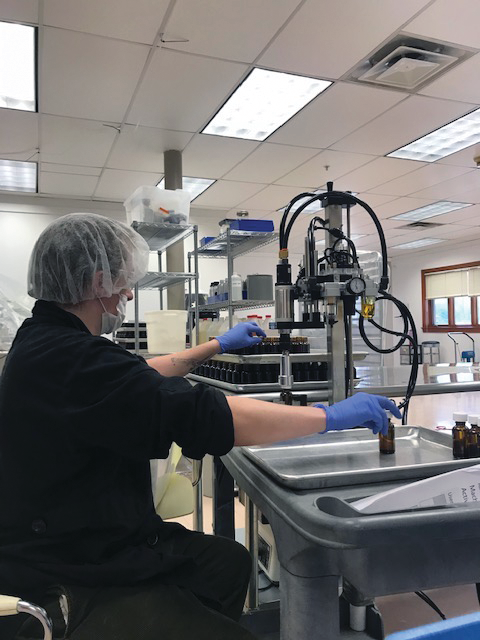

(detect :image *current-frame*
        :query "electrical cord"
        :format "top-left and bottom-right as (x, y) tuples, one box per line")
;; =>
(415, 591), (447, 620)
(258, 569), (279, 591)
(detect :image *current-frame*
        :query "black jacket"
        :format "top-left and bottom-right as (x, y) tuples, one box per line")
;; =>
(0, 301), (233, 594)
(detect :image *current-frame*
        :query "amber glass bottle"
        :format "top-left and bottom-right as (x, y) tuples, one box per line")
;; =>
(379, 411), (395, 454)
(466, 414), (480, 458)
(452, 412), (468, 459)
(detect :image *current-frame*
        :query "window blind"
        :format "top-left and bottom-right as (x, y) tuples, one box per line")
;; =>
(425, 267), (480, 299)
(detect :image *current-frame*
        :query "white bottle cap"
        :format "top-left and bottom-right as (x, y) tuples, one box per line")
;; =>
(385, 410), (394, 419)
(468, 415), (478, 424)
(453, 412), (468, 422)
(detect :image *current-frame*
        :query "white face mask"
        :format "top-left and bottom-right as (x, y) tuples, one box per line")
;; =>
(99, 294), (127, 335)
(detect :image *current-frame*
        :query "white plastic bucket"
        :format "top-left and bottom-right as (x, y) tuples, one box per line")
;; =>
(145, 310), (188, 354)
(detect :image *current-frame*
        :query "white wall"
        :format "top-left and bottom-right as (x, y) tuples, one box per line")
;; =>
(390, 240), (480, 365)
(0, 211), (58, 304)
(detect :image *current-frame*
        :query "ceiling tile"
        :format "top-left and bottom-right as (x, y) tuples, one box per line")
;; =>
(437, 143), (480, 169)
(0, 0), (38, 23)
(44, 0), (170, 44)
(455, 186), (480, 205)
(192, 180), (266, 208)
(0, 110), (38, 160)
(94, 169), (161, 200)
(237, 184), (311, 211)
(378, 197), (438, 218)
(223, 143), (318, 183)
(258, 0), (432, 79)
(41, 115), (118, 166)
(39, 172), (99, 197)
(433, 204), (480, 225)
(41, 27), (149, 121)
(419, 54), (480, 105)
(107, 125), (194, 172)
(127, 49), (248, 131)
(40, 163), (102, 176)
(276, 149), (374, 188)
(406, 0), (480, 49)
(164, 0), (301, 62)
(334, 157), (425, 193)
(182, 135), (259, 179)
(269, 83), (406, 148)
(410, 170), (480, 200)
(331, 95), (476, 155)
(369, 163), (471, 197)
(355, 193), (398, 209)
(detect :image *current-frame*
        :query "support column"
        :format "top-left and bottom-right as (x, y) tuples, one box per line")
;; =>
(325, 203), (346, 404)
(164, 150), (185, 311)
(280, 567), (340, 640)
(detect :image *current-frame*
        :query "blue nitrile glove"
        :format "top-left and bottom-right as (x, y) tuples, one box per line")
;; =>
(314, 393), (402, 436)
(216, 322), (266, 353)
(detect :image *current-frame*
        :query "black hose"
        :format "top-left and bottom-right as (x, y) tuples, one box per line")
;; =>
(284, 193), (328, 249)
(344, 313), (352, 395)
(332, 236), (359, 266)
(279, 191), (315, 248)
(358, 293), (419, 424)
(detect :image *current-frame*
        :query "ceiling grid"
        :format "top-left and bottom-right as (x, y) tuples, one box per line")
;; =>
(0, 0), (478, 254)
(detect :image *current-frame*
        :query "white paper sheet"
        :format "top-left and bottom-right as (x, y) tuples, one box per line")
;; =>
(353, 464), (480, 514)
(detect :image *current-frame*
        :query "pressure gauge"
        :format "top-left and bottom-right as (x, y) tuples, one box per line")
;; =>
(347, 277), (366, 295)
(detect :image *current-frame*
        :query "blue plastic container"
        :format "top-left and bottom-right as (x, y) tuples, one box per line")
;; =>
(228, 219), (274, 232)
(386, 612), (480, 639)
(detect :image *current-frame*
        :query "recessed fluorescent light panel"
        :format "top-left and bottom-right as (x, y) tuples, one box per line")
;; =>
(388, 107), (480, 162)
(392, 201), (473, 221)
(157, 177), (215, 201)
(0, 21), (36, 111)
(392, 238), (444, 250)
(202, 68), (331, 141)
(0, 159), (36, 192)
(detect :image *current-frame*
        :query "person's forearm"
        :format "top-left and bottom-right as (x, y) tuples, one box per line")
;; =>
(146, 340), (221, 376)
(227, 396), (326, 446)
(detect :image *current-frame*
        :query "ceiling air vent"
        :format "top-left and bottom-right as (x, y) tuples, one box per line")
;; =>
(349, 35), (473, 92)
(402, 221), (445, 229)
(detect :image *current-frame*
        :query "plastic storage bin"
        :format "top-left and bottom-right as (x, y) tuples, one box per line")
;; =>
(219, 218), (274, 232)
(145, 310), (187, 354)
(386, 612), (480, 639)
(124, 186), (190, 226)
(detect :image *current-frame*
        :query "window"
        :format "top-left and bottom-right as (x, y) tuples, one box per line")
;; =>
(454, 296), (471, 325)
(422, 262), (480, 332)
(432, 298), (448, 325)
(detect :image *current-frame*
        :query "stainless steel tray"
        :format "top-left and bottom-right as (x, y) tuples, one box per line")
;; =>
(187, 374), (330, 393)
(242, 427), (479, 489)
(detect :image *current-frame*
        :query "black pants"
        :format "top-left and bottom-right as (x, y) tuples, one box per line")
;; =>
(2, 531), (256, 640)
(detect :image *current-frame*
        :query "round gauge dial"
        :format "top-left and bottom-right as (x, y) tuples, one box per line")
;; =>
(347, 277), (366, 295)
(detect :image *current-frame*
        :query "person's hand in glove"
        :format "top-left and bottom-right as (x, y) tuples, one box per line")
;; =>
(216, 322), (266, 353)
(314, 393), (401, 436)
